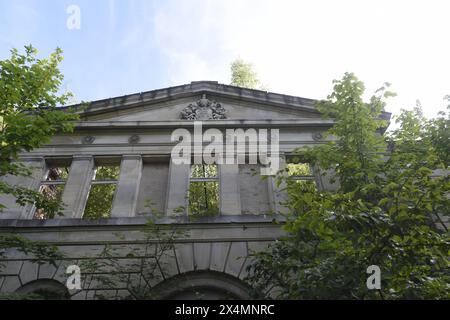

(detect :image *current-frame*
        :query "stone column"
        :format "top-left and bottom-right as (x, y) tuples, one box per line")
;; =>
(0, 157), (45, 219)
(268, 155), (289, 214)
(60, 155), (94, 219)
(219, 164), (241, 215)
(165, 159), (190, 217)
(111, 155), (142, 218)
(317, 167), (339, 191)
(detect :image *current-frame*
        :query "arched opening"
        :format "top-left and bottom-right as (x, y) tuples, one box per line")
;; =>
(16, 279), (70, 300)
(152, 271), (253, 300)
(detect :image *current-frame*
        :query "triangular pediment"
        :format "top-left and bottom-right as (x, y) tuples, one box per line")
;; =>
(83, 94), (321, 122)
(67, 81), (323, 123)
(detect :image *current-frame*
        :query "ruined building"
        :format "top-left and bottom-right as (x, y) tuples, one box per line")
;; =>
(0, 81), (381, 299)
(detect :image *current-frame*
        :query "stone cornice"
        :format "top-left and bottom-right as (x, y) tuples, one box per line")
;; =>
(61, 81), (391, 128)
(0, 215), (285, 231)
(71, 118), (335, 130)
(63, 81), (320, 117)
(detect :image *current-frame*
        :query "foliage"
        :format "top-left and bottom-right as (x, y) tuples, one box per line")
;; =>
(188, 164), (219, 217)
(0, 233), (64, 300)
(83, 165), (120, 219)
(77, 220), (186, 299)
(0, 234), (62, 267)
(0, 45), (75, 299)
(427, 97), (450, 167)
(246, 73), (450, 299)
(0, 45), (78, 216)
(230, 58), (267, 90)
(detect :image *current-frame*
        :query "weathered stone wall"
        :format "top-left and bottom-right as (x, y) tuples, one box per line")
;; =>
(0, 218), (281, 299)
(0, 82), (339, 299)
(239, 165), (271, 215)
(136, 161), (170, 216)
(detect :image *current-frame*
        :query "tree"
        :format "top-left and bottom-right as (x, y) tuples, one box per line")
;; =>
(428, 96), (450, 167)
(230, 58), (266, 90)
(0, 45), (77, 298)
(246, 73), (450, 299)
(0, 45), (78, 217)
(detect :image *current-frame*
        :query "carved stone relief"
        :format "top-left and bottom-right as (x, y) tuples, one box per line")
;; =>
(181, 94), (226, 120)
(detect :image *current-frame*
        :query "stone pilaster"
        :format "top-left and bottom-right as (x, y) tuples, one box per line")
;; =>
(60, 155), (94, 219)
(219, 164), (241, 215)
(165, 159), (190, 217)
(0, 157), (45, 219)
(268, 155), (289, 214)
(111, 155), (142, 218)
(316, 167), (339, 191)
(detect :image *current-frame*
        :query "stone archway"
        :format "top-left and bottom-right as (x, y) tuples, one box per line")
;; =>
(16, 279), (70, 300)
(152, 270), (253, 300)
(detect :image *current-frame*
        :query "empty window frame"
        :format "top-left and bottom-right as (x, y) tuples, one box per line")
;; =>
(286, 160), (317, 190)
(83, 162), (120, 219)
(188, 164), (219, 217)
(34, 163), (70, 220)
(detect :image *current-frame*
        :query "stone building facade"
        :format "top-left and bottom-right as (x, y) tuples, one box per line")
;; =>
(0, 81), (350, 299)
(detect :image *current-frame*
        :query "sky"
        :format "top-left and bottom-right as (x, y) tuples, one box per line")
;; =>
(0, 0), (449, 122)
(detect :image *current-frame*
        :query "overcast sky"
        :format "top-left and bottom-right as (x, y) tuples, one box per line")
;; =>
(0, 0), (449, 121)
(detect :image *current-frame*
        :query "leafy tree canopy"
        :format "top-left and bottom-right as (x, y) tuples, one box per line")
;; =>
(0, 46), (77, 298)
(246, 72), (450, 299)
(0, 45), (78, 216)
(230, 58), (266, 90)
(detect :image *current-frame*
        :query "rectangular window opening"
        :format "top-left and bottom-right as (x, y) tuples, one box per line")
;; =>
(286, 161), (317, 191)
(34, 165), (71, 220)
(188, 164), (219, 217)
(83, 163), (120, 219)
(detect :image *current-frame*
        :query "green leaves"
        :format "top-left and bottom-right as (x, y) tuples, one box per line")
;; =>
(0, 45), (79, 216)
(0, 233), (63, 267)
(230, 58), (267, 90)
(0, 46), (78, 295)
(246, 73), (450, 299)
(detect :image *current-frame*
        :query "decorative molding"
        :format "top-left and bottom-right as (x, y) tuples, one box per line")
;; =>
(181, 94), (226, 120)
(0, 215), (285, 230)
(121, 154), (143, 160)
(128, 135), (140, 144)
(16, 156), (45, 163)
(73, 119), (334, 129)
(82, 136), (95, 144)
(72, 154), (94, 161)
(312, 132), (323, 141)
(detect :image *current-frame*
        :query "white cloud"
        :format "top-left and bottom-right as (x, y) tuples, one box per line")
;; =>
(152, 0), (450, 119)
